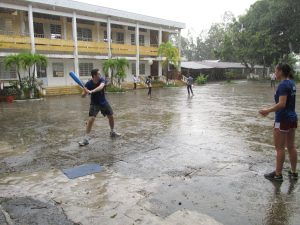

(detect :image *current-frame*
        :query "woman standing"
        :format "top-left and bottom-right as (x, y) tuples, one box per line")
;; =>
(259, 63), (298, 182)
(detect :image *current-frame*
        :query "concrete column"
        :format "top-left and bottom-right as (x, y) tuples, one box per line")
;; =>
(136, 23), (139, 77)
(19, 10), (25, 35)
(63, 17), (67, 40)
(28, 4), (35, 54)
(96, 21), (100, 42)
(107, 17), (112, 58)
(158, 27), (162, 77)
(178, 29), (181, 72)
(72, 11), (79, 75)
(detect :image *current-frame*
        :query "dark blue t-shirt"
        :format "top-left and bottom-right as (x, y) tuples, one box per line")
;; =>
(85, 77), (108, 106)
(274, 79), (297, 122)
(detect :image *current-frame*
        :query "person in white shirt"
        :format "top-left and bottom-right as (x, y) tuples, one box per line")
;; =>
(270, 72), (276, 88)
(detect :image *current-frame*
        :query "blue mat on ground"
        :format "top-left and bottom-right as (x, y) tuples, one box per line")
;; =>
(62, 163), (102, 179)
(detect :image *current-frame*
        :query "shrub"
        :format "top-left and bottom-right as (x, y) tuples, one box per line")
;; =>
(225, 71), (236, 82)
(106, 85), (125, 92)
(196, 74), (208, 85)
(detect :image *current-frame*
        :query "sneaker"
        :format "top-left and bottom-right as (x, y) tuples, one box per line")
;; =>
(110, 131), (121, 138)
(288, 170), (298, 180)
(264, 171), (283, 182)
(78, 138), (89, 146)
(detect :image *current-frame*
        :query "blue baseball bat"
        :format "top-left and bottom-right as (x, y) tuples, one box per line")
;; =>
(69, 71), (85, 88)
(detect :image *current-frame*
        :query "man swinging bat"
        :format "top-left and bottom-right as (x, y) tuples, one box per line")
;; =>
(79, 68), (120, 146)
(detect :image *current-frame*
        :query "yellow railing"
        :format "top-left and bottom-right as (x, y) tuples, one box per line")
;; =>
(111, 43), (136, 55)
(0, 34), (31, 50)
(0, 34), (159, 56)
(140, 46), (159, 56)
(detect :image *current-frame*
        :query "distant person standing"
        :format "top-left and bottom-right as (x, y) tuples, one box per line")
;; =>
(187, 74), (194, 96)
(133, 75), (139, 89)
(145, 75), (152, 98)
(270, 72), (276, 88)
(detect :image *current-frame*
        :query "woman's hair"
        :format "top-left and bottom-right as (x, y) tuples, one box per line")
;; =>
(276, 63), (294, 79)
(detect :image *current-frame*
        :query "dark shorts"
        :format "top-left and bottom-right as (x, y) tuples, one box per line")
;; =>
(89, 103), (113, 117)
(274, 121), (298, 132)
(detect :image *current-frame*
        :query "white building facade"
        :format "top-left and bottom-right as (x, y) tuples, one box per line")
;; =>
(0, 0), (185, 88)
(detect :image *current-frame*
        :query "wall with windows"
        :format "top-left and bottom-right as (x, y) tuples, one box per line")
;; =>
(127, 61), (150, 82)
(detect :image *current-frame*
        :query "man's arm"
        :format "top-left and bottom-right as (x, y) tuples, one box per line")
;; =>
(86, 82), (105, 94)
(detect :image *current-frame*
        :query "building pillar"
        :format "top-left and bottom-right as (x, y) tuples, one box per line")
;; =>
(107, 17), (111, 58)
(63, 17), (67, 40)
(28, 4), (35, 54)
(178, 29), (181, 72)
(96, 21), (100, 42)
(72, 11), (79, 75)
(158, 27), (162, 77)
(19, 10), (25, 35)
(136, 22), (140, 77)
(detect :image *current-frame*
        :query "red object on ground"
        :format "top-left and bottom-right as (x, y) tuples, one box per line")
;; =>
(7, 95), (14, 103)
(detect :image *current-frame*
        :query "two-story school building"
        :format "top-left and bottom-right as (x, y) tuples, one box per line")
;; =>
(0, 0), (185, 92)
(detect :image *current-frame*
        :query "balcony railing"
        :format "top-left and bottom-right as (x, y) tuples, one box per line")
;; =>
(0, 32), (159, 56)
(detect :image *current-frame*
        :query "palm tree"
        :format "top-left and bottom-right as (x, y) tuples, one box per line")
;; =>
(158, 41), (180, 79)
(4, 54), (23, 87)
(115, 58), (129, 87)
(103, 58), (117, 84)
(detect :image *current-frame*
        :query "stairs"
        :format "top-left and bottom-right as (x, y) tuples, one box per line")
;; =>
(45, 85), (82, 96)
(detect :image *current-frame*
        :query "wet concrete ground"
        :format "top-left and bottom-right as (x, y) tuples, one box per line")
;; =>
(0, 80), (299, 225)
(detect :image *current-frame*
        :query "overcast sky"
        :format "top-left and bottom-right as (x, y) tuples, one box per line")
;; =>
(75, 0), (257, 37)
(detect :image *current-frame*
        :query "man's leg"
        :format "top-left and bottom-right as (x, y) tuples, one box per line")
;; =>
(187, 85), (190, 95)
(107, 115), (114, 131)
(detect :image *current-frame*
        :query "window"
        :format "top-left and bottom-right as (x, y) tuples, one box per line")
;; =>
(0, 18), (13, 34)
(76, 19), (94, 25)
(79, 63), (93, 77)
(50, 24), (62, 39)
(37, 64), (47, 78)
(52, 63), (64, 77)
(33, 12), (60, 21)
(77, 27), (92, 41)
(111, 24), (123, 29)
(131, 63), (145, 75)
(140, 63), (145, 75)
(128, 26), (135, 31)
(139, 35), (145, 46)
(131, 63), (136, 75)
(34, 22), (44, 38)
(131, 34), (135, 45)
(0, 62), (16, 79)
(139, 28), (147, 33)
(116, 32), (124, 44)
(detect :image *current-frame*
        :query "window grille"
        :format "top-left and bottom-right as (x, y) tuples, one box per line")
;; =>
(77, 27), (92, 41)
(128, 26), (135, 31)
(53, 63), (64, 77)
(37, 64), (47, 78)
(139, 35), (145, 46)
(116, 32), (124, 44)
(79, 63), (93, 77)
(0, 62), (16, 79)
(50, 24), (62, 39)
(131, 34), (135, 45)
(131, 63), (136, 75)
(140, 63), (145, 75)
(0, 18), (13, 34)
(34, 22), (44, 38)
(139, 28), (147, 33)
(33, 12), (60, 21)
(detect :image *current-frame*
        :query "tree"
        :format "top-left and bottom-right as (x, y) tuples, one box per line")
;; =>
(115, 58), (129, 87)
(103, 58), (117, 84)
(158, 41), (180, 79)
